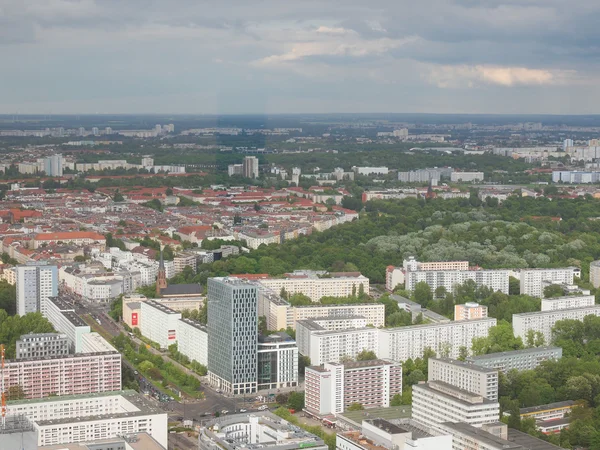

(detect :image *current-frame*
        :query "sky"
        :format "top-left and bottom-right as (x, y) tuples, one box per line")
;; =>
(1, 0), (600, 115)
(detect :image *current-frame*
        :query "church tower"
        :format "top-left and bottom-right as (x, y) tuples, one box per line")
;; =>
(156, 249), (168, 296)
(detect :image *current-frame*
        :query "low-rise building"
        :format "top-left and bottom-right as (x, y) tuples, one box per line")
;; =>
(305, 360), (402, 416)
(466, 347), (563, 373)
(198, 412), (327, 450)
(519, 401), (576, 422)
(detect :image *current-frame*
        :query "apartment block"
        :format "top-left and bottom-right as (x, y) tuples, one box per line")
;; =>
(6, 390), (167, 448)
(438, 422), (530, 450)
(16, 262), (58, 316)
(385, 266), (405, 291)
(258, 271), (370, 302)
(15, 333), (69, 360)
(296, 319), (378, 365)
(429, 358), (498, 401)
(3, 351), (121, 399)
(405, 269), (509, 294)
(412, 381), (500, 432)
(176, 318), (208, 366)
(540, 295), (594, 311)
(378, 318), (497, 362)
(403, 257), (469, 272)
(467, 347), (563, 373)
(45, 297), (91, 353)
(519, 268), (576, 298)
(140, 300), (181, 349)
(305, 360), (402, 416)
(257, 332), (298, 391)
(590, 260), (600, 288)
(173, 252), (198, 274)
(455, 302), (488, 321)
(512, 305), (600, 344)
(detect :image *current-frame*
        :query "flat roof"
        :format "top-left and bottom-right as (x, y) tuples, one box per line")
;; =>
(432, 357), (498, 373)
(18, 332), (67, 340)
(144, 299), (180, 314)
(513, 305), (600, 318)
(416, 381), (495, 406)
(520, 401), (575, 415)
(338, 406), (412, 427)
(62, 310), (89, 327)
(468, 346), (562, 361)
(366, 418), (407, 435)
(507, 429), (565, 450)
(440, 422), (522, 450)
(178, 317), (207, 332)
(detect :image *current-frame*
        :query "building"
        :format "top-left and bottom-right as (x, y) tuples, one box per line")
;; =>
(466, 347), (563, 373)
(243, 156), (259, 179)
(429, 358), (498, 401)
(519, 401), (575, 423)
(2, 351), (121, 399)
(176, 318), (208, 366)
(15, 333), (69, 360)
(378, 318), (497, 362)
(139, 300), (181, 349)
(337, 418), (452, 450)
(80, 332), (117, 353)
(122, 293), (143, 328)
(403, 258), (470, 272)
(155, 251), (168, 296)
(519, 268), (576, 298)
(228, 163), (243, 176)
(257, 332), (298, 391)
(305, 360), (402, 416)
(43, 154), (63, 177)
(292, 303), (385, 329)
(412, 381), (500, 432)
(589, 260), (600, 289)
(438, 421), (533, 450)
(296, 319), (378, 365)
(512, 305), (600, 344)
(541, 295), (594, 311)
(450, 171), (484, 182)
(45, 297), (91, 353)
(258, 271), (370, 302)
(198, 412), (327, 450)
(6, 390), (167, 448)
(207, 277), (258, 395)
(16, 262), (58, 316)
(31, 231), (106, 250)
(352, 166), (389, 176)
(173, 252), (197, 274)
(405, 269), (509, 294)
(385, 266), (404, 291)
(455, 302), (488, 321)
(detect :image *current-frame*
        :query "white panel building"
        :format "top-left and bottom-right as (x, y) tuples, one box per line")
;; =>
(513, 305), (600, 344)
(405, 269), (509, 294)
(6, 390), (167, 448)
(378, 318), (497, 362)
(540, 295), (594, 311)
(16, 262), (58, 316)
(45, 297), (91, 353)
(466, 347), (563, 373)
(429, 358), (498, 401)
(140, 300), (182, 349)
(176, 318), (208, 365)
(519, 268), (576, 298)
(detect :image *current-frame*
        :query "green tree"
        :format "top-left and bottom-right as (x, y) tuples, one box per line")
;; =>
(347, 403), (364, 411)
(288, 392), (305, 410)
(413, 282), (433, 307)
(544, 284), (565, 298)
(356, 349), (377, 361)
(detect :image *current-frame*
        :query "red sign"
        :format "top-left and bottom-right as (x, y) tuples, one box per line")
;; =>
(131, 312), (138, 326)
(168, 330), (176, 340)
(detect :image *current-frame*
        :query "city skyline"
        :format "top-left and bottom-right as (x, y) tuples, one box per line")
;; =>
(1, 1), (600, 115)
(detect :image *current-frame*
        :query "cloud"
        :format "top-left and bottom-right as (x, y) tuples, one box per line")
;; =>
(426, 64), (574, 88)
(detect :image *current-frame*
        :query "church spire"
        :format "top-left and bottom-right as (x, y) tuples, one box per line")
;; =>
(156, 248), (167, 296)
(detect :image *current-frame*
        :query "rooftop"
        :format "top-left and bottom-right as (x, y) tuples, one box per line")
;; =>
(467, 346), (562, 361)
(160, 283), (203, 297)
(432, 357), (498, 374)
(507, 428), (565, 450)
(440, 422), (523, 450)
(143, 299), (180, 315)
(520, 401), (576, 415)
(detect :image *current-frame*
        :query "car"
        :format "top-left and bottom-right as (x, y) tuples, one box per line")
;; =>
(221, 410), (229, 415)
(134, 371), (138, 375)
(239, 409), (247, 413)
(258, 405), (268, 411)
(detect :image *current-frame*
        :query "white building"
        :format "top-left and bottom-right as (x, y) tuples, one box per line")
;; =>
(296, 320), (379, 366)
(176, 318), (208, 366)
(519, 268), (577, 298)
(352, 166), (389, 176)
(45, 297), (91, 353)
(305, 360), (402, 416)
(16, 262), (58, 316)
(438, 422), (527, 450)
(140, 300), (182, 349)
(454, 302), (488, 321)
(412, 381), (500, 432)
(257, 332), (299, 391)
(243, 156), (259, 179)
(6, 390), (167, 448)
(258, 271), (370, 302)
(292, 303), (385, 329)
(466, 347), (563, 373)
(16, 333), (69, 360)
(513, 305), (600, 344)
(378, 318), (497, 362)
(591, 260), (600, 288)
(450, 172), (484, 182)
(337, 418), (452, 450)
(405, 269), (509, 294)
(541, 295), (594, 311)
(429, 358), (498, 401)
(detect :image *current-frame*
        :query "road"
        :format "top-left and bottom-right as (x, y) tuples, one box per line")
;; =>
(168, 432), (197, 450)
